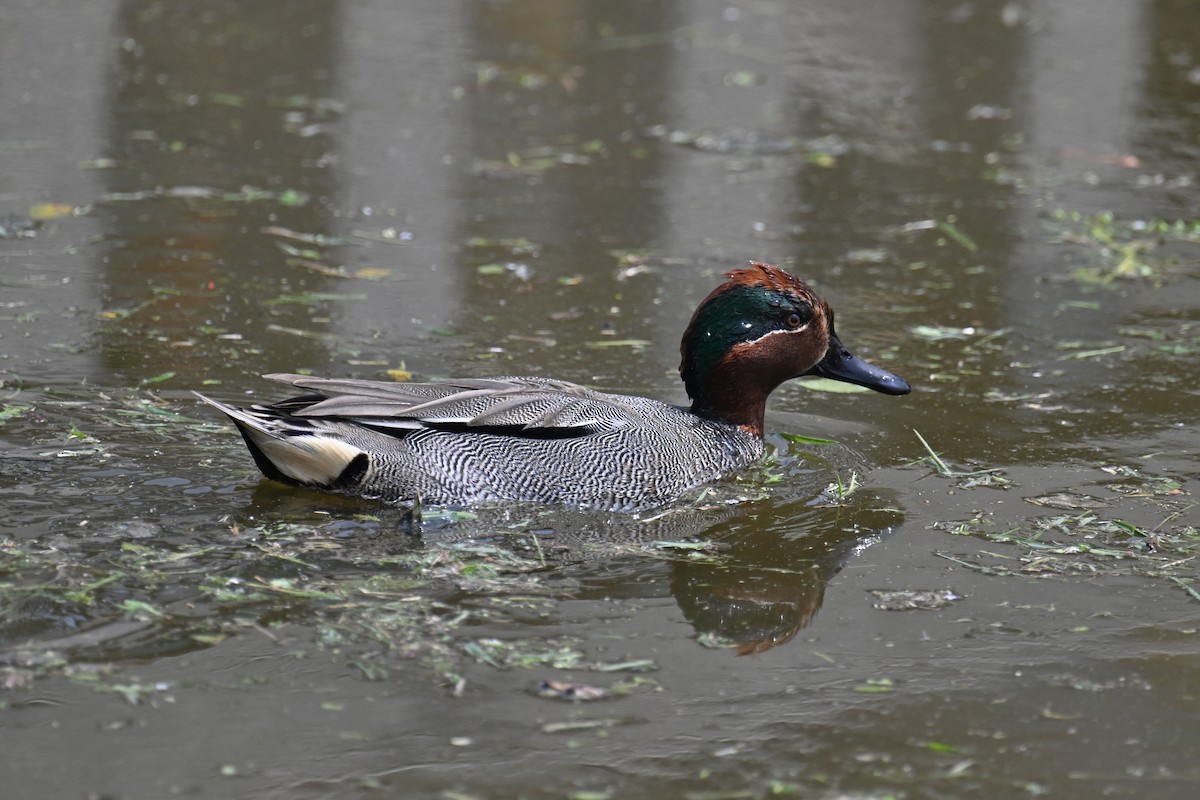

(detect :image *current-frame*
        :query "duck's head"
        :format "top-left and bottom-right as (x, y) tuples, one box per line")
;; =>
(680, 262), (909, 436)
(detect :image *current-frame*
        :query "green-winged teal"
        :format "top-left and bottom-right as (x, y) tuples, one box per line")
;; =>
(197, 262), (909, 511)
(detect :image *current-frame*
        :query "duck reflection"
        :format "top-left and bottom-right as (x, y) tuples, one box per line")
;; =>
(232, 477), (901, 656)
(670, 503), (897, 655)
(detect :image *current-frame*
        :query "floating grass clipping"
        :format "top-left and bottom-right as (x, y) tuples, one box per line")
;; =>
(779, 432), (838, 446)
(913, 428), (952, 474)
(937, 220), (978, 253)
(935, 508), (1199, 593)
(1169, 577), (1200, 603)
(911, 429), (1010, 487)
(829, 472), (860, 503)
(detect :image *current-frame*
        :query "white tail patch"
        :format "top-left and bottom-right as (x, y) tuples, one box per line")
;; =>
(246, 430), (365, 486)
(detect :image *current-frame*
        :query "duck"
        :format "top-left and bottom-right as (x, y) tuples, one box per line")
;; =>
(196, 262), (909, 512)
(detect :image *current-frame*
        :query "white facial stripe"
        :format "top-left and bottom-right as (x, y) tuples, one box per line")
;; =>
(750, 325), (810, 344)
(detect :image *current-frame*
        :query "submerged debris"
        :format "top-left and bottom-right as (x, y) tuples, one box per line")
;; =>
(869, 589), (963, 611)
(0, 213), (40, 239)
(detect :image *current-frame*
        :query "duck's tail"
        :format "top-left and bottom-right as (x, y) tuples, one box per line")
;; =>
(193, 392), (368, 489)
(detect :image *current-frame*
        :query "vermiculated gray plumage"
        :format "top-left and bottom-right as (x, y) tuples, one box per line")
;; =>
(196, 374), (764, 513)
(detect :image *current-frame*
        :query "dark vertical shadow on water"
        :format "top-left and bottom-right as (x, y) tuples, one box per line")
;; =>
(909, 0), (1026, 313)
(1134, 1), (1200, 189)
(96, 1), (343, 384)
(450, 1), (680, 387)
(1116, 1), (1200, 424)
(460, 0), (677, 249)
(903, 3), (1029, 459)
(1000, 3), (1185, 449)
(794, 3), (1033, 461)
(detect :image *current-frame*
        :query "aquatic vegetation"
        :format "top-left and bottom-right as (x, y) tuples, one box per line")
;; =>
(936, 503), (1199, 600)
(1045, 209), (1200, 286)
(908, 429), (1012, 489)
(0, 396), (850, 696)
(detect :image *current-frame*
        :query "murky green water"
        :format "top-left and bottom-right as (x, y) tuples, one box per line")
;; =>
(2, 1), (1198, 798)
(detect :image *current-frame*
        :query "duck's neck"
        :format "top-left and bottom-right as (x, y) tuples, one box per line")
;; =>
(685, 355), (771, 438)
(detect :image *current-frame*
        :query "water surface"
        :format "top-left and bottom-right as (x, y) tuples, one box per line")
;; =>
(2, 2), (1198, 798)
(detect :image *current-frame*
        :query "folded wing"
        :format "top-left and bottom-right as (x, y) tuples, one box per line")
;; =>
(262, 373), (642, 435)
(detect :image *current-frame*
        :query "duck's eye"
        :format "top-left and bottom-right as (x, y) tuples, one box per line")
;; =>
(785, 312), (803, 328)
